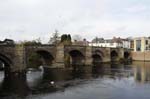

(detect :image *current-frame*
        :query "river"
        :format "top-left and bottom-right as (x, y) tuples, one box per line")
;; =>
(0, 62), (150, 99)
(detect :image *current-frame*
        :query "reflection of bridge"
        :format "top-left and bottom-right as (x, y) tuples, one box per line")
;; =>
(0, 44), (131, 72)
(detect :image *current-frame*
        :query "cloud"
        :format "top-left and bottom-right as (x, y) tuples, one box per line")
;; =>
(125, 5), (147, 13)
(0, 0), (150, 43)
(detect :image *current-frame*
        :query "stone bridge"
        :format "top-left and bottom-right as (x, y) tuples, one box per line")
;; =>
(0, 44), (131, 73)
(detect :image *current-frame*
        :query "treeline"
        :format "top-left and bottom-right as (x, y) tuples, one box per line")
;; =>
(18, 38), (42, 46)
(22, 40), (42, 46)
(16, 32), (73, 46)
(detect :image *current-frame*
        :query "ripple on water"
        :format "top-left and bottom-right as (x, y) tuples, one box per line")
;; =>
(0, 71), (4, 83)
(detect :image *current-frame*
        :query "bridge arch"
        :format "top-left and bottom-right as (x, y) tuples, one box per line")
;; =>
(0, 53), (12, 77)
(28, 50), (54, 68)
(94, 50), (104, 57)
(36, 50), (54, 65)
(92, 50), (104, 65)
(68, 50), (85, 66)
(124, 51), (130, 59)
(111, 50), (118, 62)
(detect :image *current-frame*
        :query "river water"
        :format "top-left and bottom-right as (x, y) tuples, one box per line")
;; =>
(0, 62), (150, 99)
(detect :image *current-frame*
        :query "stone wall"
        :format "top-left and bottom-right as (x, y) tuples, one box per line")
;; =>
(131, 51), (150, 61)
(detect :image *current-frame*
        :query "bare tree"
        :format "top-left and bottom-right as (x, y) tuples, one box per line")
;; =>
(48, 30), (60, 44)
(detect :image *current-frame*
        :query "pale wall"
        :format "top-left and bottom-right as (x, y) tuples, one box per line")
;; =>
(131, 51), (150, 61)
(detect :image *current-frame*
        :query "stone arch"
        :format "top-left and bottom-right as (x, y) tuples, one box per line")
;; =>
(28, 50), (54, 68)
(92, 50), (104, 65)
(36, 50), (54, 65)
(124, 51), (130, 59)
(0, 54), (12, 66)
(111, 50), (118, 62)
(0, 53), (12, 77)
(92, 54), (102, 65)
(94, 50), (104, 57)
(69, 50), (85, 66)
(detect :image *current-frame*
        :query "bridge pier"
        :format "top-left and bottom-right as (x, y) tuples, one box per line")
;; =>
(12, 45), (26, 72)
(102, 48), (111, 63)
(85, 46), (92, 66)
(118, 48), (124, 61)
(52, 45), (65, 68)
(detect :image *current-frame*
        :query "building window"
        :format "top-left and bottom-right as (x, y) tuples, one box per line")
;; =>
(136, 40), (141, 51)
(145, 40), (148, 45)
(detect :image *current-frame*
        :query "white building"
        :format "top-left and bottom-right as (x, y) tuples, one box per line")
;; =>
(122, 39), (131, 49)
(133, 37), (150, 52)
(89, 37), (131, 49)
(88, 41), (123, 48)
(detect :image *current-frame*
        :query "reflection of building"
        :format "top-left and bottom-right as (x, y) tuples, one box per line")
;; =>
(134, 62), (150, 83)
(134, 37), (150, 52)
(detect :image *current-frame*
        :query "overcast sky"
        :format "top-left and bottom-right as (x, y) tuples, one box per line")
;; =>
(0, 0), (150, 43)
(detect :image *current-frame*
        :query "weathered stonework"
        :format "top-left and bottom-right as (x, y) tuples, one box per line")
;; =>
(0, 44), (129, 72)
(85, 46), (92, 65)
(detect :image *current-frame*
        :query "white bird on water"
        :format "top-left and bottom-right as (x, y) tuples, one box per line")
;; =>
(50, 81), (55, 85)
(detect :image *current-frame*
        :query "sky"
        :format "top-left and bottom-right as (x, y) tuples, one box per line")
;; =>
(0, 0), (150, 43)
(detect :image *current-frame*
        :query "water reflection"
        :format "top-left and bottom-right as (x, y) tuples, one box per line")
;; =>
(26, 69), (43, 88)
(133, 62), (150, 83)
(0, 72), (30, 98)
(0, 62), (150, 98)
(0, 71), (4, 84)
